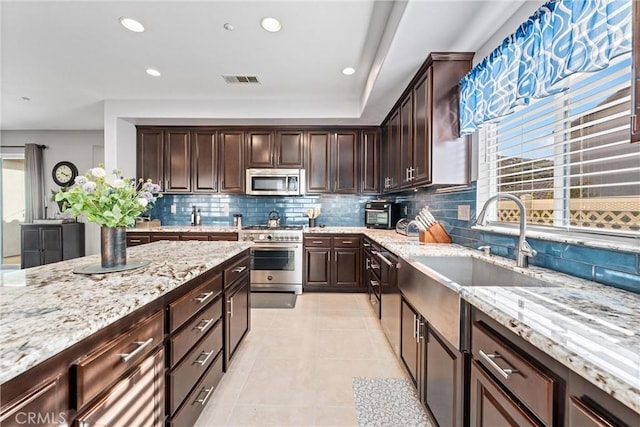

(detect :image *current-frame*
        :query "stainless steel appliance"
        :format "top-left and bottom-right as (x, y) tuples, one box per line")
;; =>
(245, 168), (305, 196)
(364, 200), (401, 229)
(239, 225), (303, 294)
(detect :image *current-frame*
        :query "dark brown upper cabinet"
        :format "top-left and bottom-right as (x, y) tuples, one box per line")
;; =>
(632, 0), (640, 143)
(381, 53), (473, 193)
(245, 130), (305, 168)
(191, 130), (218, 192)
(218, 130), (245, 193)
(360, 129), (380, 194)
(137, 128), (191, 193)
(305, 130), (359, 193)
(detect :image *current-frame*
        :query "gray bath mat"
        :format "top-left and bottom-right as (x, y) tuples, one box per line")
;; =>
(352, 377), (432, 427)
(251, 292), (297, 309)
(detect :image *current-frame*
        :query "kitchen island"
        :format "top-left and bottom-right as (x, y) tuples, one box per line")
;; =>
(0, 240), (252, 426)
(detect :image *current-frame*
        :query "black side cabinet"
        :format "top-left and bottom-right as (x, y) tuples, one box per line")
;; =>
(20, 222), (85, 268)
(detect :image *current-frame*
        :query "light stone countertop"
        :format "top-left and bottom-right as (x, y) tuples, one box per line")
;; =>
(357, 229), (640, 414)
(0, 240), (252, 384)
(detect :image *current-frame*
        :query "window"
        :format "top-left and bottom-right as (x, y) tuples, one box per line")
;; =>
(478, 52), (640, 234)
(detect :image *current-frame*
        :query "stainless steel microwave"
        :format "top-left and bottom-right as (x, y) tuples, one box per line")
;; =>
(245, 168), (305, 196)
(365, 201), (401, 229)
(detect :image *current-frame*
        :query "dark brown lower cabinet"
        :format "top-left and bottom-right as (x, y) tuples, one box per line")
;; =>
(225, 260), (251, 368)
(20, 223), (85, 268)
(400, 298), (422, 389)
(74, 349), (164, 427)
(126, 231), (238, 246)
(303, 235), (362, 292)
(470, 360), (539, 427)
(0, 377), (68, 427)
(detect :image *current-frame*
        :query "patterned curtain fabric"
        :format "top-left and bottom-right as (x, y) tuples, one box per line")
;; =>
(459, 0), (632, 135)
(24, 144), (45, 223)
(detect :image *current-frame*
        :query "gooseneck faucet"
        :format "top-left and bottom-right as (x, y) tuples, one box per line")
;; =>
(474, 193), (537, 268)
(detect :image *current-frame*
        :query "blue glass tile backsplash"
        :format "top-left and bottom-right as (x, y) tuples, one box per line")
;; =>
(147, 194), (374, 228)
(389, 182), (640, 294)
(147, 183), (639, 293)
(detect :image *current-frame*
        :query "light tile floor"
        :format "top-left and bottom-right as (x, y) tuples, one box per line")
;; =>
(195, 293), (408, 427)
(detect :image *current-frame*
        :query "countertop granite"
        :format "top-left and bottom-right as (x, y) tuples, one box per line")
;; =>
(3, 226), (638, 413)
(0, 240), (252, 384)
(128, 225), (240, 233)
(357, 229), (640, 414)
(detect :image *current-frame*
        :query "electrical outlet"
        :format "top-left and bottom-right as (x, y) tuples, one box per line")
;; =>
(170, 204), (176, 214)
(458, 205), (470, 221)
(403, 205), (408, 215)
(223, 203), (230, 215)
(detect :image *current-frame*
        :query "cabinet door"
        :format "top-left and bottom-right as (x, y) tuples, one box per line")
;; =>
(41, 227), (62, 265)
(218, 131), (244, 193)
(426, 326), (462, 427)
(137, 128), (164, 189)
(634, 0), (640, 142)
(360, 130), (379, 194)
(226, 277), (250, 366)
(401, 299), (420, 386)
(21, 227), (42, 268)
(276, 130), (304, 168)
(306, 132), (331, 193)
(304, 248), (331, 287)
(75, 349), (164, 427)
(164, 129), (191, 192)
(400, 93), (414, 188)
(0, 378), (66, 426)
(246, 130), (275, 168)
(569, 397), (620, 427)
(412, 68), (432, 185)
(333, 131), (358, 193)
(333, 248), (360, 289)
(388, 110), (401, 191)
(470, 360), (539, 427)
(192, 130), (218, 192)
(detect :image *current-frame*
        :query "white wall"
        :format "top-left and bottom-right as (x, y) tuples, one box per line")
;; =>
(1, 130), (104, 255)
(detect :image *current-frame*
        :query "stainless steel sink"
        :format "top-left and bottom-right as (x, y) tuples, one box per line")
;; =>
(412, 256), (556, 287)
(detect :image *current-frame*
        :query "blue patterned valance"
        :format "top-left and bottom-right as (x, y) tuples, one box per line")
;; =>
(459, 0), (632, 135)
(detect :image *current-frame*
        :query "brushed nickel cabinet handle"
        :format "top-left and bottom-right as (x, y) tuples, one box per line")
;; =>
(194, 291), (214, 304)
(193, 318), (214, 332)
(120, 338), (153, 362)
(193, 386), (214, 405)
(193, 350), (215, 366)
(228, 298), (233, 317)
(479, 350), (519, 379)
(312, 241), (324, 244)
(341, 240), (353, 244)
(232, 265), (247, 273)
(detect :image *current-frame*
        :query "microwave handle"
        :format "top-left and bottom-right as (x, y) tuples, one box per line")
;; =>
(367, 209), (387, 213)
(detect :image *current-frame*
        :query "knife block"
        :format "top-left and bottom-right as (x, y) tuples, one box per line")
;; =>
(419, 230), (437, 243)
(428, 221), (452, 243)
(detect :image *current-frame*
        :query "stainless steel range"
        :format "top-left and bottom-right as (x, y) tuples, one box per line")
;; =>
(239, 225), (303, 294)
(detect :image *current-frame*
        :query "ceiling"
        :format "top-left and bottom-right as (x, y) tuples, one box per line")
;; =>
(1, 0), (532, 130)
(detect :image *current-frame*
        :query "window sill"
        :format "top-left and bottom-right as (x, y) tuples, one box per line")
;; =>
(472, 224), (640, 254)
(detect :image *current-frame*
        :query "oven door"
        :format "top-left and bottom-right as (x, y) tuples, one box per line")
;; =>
(250, 244), (302, 292)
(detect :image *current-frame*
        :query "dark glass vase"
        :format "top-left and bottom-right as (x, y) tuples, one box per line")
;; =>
(101, 226), (127, 268)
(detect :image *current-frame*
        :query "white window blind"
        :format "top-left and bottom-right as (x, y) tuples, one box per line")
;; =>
(478, 52), (640, 234)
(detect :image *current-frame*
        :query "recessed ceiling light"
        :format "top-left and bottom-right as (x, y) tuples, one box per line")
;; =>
(119, 17), (145, 33)
(21, 96), (31, 101)
(146, 68), (161, 77)
(224, 23), (235, 31)
(260, 17), (282, 33)
(342, 67), (356, 76)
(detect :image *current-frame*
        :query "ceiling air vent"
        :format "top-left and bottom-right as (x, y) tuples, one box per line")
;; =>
(222, 75), (260, 84)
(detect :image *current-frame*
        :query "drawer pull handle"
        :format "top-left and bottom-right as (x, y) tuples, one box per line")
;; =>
(312, 241), (324, 244)
(370, 280), (380, 288)
(194, 291), (214, 304)
(193, 350), (215, 366)
(370, 262), (380, 270)
(228, 298), (233, 317)
(232, 265), (247, 273)
(479, 350), (519, 379)
(193, 386), (214, 405)
(341, 241), (353, 244)
(130, 239), (141, 243)
(373, 251), (398, 269)
(120, 338), (153, 362)
(193, 318), (215, 332)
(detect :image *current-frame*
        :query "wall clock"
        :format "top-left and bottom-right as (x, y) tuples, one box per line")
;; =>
(52, 161), (78, 187)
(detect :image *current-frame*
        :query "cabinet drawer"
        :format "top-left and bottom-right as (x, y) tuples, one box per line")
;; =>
(209, 233), (238, 241)
(472, 322), (555, 426)
(333, 236), (360, 248)
(0, 379), (62, 426)
(168, 296), (223, 367)
(179, 234), (210, 241)
(168, 272), (223, 333)
(168, 351), (224, 427)
(150, 233), (180, 242)
(126, 234), (151, 246)
(224, 255), (250, 287)
(168, 319), (223, 415)
(304, 237), (331, 247)
(75, 311), (163, 410)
